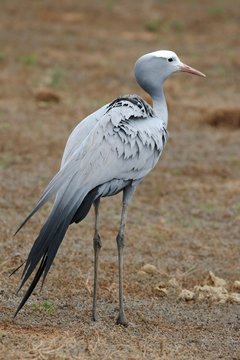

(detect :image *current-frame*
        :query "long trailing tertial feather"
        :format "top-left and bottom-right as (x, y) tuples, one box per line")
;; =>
(14, 254), (47, 317)
(18, 180), (83, 284)
(14, 160), (77, 236)
(14, 184), (98, 316)
(9, 261), (25, 277)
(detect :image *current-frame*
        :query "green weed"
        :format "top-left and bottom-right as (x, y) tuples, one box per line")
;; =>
(0, 155), (14, 170)
(233, 203), (240, 215)
(0, 332), (6, 342)
(168, 20), (184, 32)
(42, 300), (55, 313)
(105, 0), (114, 11)
(32, 300), (55, 314)
(0, 52), (5, 62)
(208, 6), (225, 17)
(145, 18), (160, 32)
(199, 202), (217, 214)
(211, 65), (227, 74)
(18, 53), (38, 66)
(47, 66), (65, 88)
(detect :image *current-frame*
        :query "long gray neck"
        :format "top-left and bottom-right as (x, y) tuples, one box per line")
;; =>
(134, 54), (169, 127)
(151, 87), (168, 127)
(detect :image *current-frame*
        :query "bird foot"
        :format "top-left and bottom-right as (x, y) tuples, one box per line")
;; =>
(91, 312), (98, 322)
(116, 314), (128, 327)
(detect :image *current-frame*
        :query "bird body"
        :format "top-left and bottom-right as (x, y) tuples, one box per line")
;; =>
(14, 50), (205, 324)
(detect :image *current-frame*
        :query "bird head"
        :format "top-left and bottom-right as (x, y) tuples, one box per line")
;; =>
(134, 50), (205, 96)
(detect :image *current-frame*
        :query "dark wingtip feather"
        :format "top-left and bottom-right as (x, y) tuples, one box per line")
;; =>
(14, 187), (54, 236)
(14, 188), (96, 316)
(71, 187), (99, 224)
(14, 255), (47, 317)
(14, 210), (36, 236)
(9, 261), (26, 278)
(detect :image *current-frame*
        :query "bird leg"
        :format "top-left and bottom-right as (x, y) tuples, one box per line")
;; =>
(92, 198), (101, 321)
(116, 185), (135, 326)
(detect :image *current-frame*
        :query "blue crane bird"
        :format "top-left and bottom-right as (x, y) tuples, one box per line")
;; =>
(14, 50), (205, 325)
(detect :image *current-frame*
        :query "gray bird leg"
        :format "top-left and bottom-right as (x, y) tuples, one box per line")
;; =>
(116, 185), (136, 326)
(92, 198), (101, 321)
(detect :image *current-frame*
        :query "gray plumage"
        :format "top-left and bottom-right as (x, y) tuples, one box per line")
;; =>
(14, 50), (205, 324)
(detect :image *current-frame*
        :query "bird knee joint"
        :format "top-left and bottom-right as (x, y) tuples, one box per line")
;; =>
(93, 234), (102, 249)
(116, 233), (124, 248)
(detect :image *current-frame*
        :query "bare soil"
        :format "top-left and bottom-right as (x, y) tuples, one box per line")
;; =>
(0, 0), (239, 359)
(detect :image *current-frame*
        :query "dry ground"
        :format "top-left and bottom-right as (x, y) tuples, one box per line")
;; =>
(0, 0), (240, 359)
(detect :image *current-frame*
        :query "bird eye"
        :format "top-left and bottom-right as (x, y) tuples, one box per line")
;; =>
(168, 58), (173, 62)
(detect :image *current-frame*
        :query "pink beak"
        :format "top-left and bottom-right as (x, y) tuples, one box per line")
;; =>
(179, 63), (206, 77)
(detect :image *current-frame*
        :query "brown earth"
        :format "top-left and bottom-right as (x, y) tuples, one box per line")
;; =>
(0, 0), (240, 359)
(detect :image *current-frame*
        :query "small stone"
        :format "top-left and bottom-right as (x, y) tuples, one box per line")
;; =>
(233, 281), (240, 291)
(154, 286), (168, 296)
(178, 289), (195, 301)
(156, 281), (166, 288)
(194, 285), (228, 303)
(228, 293), (240, 304)
(207, 271), (227, 287)
(140, 264), (158, 275)
(137, 270), (148, 278)
(168, 278), (180, 288)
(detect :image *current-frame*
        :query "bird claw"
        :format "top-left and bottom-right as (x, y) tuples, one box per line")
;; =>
(116, 314), (128, 327)
(92, 313), (98, 322)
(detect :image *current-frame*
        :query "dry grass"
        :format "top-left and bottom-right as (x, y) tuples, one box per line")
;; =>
(0, 0), (240, 359)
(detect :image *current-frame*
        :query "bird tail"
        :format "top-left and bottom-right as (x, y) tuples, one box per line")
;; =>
(14, 175), (97, 317)
(14, 193), (83, 316)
